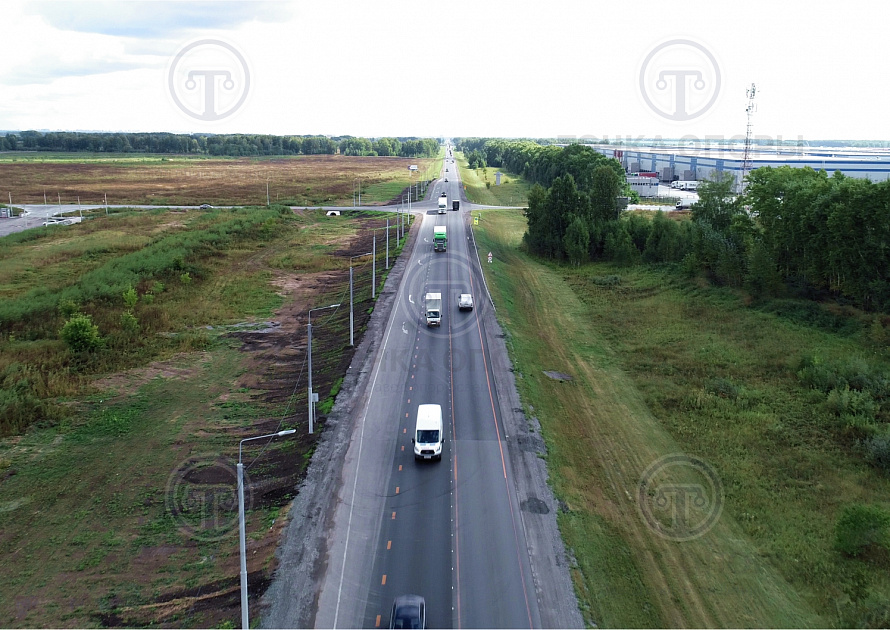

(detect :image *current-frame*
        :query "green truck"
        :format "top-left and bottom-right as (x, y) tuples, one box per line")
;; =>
(433, 225), (447, 252)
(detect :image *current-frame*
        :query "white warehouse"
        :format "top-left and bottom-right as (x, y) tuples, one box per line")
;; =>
(597, 145), (890, 191)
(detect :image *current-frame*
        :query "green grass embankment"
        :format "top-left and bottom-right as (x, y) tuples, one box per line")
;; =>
(454, 152), (530, 206)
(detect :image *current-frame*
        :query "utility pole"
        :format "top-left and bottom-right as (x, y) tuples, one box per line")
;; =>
(386, 218), (390, 269)
(266, 179), (270, 206)
(372, 234), (376, 299)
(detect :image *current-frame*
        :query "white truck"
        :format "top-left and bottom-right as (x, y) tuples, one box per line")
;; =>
(437, 193), (447, 214)
(425, 292), (442, 326)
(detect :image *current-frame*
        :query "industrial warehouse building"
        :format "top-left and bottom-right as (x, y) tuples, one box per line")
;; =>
(596, 145), (890, 191)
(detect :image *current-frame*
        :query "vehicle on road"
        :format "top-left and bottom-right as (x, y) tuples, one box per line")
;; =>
(445, 177), (448, 182)
(437, 193), (447, 214)
(676, 197), (695, 209)
(412, 405), (443, 462)
(433, 225), (446, 251)
(425, 292), (442, 326)
(199, 204), (213, 209)
(458, 293), (474, 311)
(452, 200), (459, 211)
(390, 594), (426, 628)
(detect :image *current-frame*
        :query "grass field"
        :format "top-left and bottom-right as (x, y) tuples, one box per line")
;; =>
(0, 205), (413, 627)
(0, 153), (436, 207)
(454, 152), (530, 206)
(474, 208), (890, 628)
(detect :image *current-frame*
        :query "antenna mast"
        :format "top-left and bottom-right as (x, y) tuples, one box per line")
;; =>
(740, 83), (757, 193)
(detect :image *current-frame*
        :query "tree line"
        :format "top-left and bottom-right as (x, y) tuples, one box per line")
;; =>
(0, 131), (440, 158)
(517, 153), (890, 312)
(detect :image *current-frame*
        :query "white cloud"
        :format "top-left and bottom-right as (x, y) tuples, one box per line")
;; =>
(0, 0), (889, 138)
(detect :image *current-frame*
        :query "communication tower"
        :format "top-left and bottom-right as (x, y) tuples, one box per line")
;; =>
(740, 83), (757, 193)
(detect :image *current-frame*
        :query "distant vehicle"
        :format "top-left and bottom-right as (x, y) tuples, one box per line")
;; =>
(390, 594), (426, 628)
(437, 194), (447, 214)
(444, 178), (448, 182)
(433, 225), (447, 251)
(445, 168), (448, 172)
(425, 292), (442, 326)
(458, 293), (474, 310)
(325, 210), (341, 216)
(199, 204), (213, 209)
(676, 197), (695, 209)
(671, 181), (699, 191)
(412, 406), (443, 462)
(452, 200), (459, 211)
(43, 216), (81, 226)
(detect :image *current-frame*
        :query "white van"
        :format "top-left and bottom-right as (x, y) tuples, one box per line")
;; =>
(413, 404), (444, 461)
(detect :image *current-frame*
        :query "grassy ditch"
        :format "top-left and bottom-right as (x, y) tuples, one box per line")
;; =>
(475, 208), (890, 628)
(454, 151), (531, 206)
(0, 206), (413, 627)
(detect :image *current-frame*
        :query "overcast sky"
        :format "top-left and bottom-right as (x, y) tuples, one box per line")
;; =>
(1, 0), (887, 141)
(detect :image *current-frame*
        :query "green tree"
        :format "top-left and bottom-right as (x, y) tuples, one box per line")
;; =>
(693, 171), (742, 233)
(564, 216), (590, 267)
(590, 164), (621, 222)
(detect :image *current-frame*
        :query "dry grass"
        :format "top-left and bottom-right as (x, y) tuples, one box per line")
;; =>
(0, 154), (435, 207)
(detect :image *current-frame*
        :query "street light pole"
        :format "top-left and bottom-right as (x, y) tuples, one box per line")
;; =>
(238, 429), (297, 630)
(372, 234), (376, 300)
(349, 253), (372, 346)
(307, 303), (340, 434)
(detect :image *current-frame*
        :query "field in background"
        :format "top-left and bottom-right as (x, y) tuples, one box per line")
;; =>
(475, 208), (890, 628)
(0, 153), (437, 207)
(454, 151), (530, 206)
(0, 206), (413, 627)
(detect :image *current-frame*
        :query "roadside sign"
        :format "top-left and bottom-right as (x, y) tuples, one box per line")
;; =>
(487, 252), (493, 264)
(473, 216), (479, 226)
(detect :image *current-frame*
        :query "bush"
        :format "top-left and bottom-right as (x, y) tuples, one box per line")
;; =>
(824, 386), (878, 421)
(122, 286), (138, 311)
(862, 430), (890, 473)
(834, 503), (890, 557)
(120, 311), (140, 336)
(60, 314), (103, 352)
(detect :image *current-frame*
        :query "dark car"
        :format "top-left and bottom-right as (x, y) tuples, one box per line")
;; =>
(390, 594), (425, 629)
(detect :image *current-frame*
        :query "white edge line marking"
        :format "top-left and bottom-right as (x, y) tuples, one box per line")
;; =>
(332, 220), (413, 628)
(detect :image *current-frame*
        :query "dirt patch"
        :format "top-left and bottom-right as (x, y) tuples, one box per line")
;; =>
(93, 351), (211, 400)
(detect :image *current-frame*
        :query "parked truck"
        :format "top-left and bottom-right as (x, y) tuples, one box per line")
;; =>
(452, 200), (460, 211)
(425, 292), (442, 326)
(438, 193), (447, 214)
(433, 225), (447, 251)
